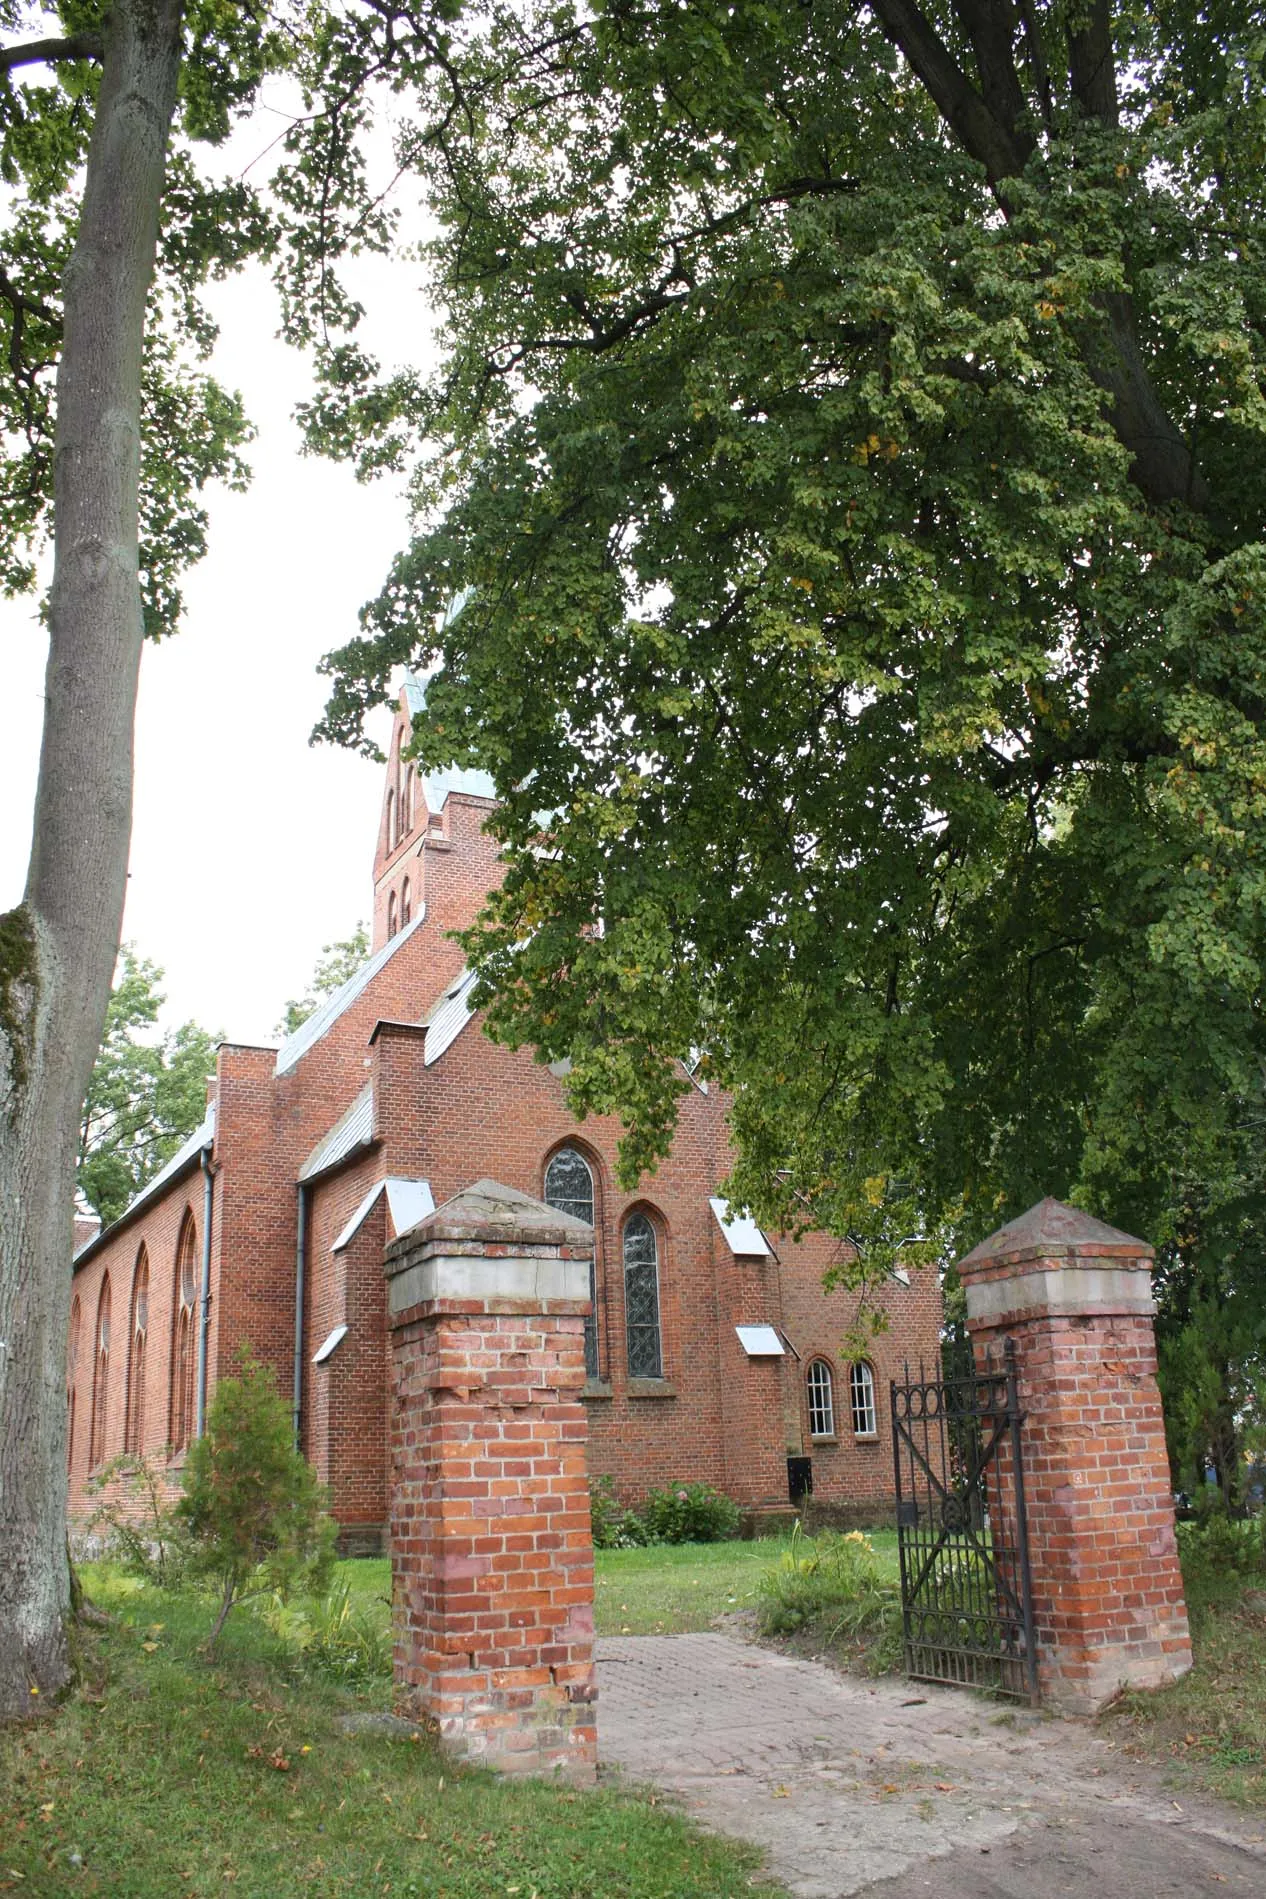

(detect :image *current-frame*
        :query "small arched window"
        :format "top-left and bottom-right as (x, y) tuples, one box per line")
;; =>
(849, 1361), (877, 1438)
(387, 890), (398, 938)
(126, 1248), (149, 1455)
(400, 878), (412, 927)
(623, 1212), (663, 1380)
(403, 766), (414, 835)
(67, 1295), (82, 1472)
(807, 1360), (835, 1439)
(171, 1216), (198, 1453)
(90, 1276), (112, 1469)
(386, 787), (396, 852)
(545, 1146), (598, 1378)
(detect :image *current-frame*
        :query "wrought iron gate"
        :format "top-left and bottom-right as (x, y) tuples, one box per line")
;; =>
(890, 1344), (1038, 1703)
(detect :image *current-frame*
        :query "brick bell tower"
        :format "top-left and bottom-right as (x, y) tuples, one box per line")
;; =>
(371, 672), (502, 953)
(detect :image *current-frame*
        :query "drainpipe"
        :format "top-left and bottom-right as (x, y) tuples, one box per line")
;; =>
(195, 1144), (215, 1437)
(293, 1183), (308, 1449)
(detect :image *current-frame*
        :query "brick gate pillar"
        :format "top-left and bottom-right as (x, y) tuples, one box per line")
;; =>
(956, 1198), (1191, 1713)
(384, 1178), (597, 1781)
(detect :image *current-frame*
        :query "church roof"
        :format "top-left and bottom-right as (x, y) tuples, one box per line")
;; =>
(73, 1104), (216, 1268)
(422, 968), (478, 1066)
(298, 1085), (374, 1182)
(332, 1176), (436, 1252)
(275, 910), (426, 1077)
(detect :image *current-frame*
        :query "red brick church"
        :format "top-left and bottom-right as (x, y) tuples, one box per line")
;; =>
(69, 679), (943, 1547)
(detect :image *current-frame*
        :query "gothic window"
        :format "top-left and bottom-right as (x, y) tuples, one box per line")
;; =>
(807, 1359), (835, 1439)
(90, 1276), (111, 1470)
(623, 1211), (663, 1380)
(403, 766), (414, 834)
(126, 1247), (149, 1455)
(387, 890), (398, 938)
(67, 1296), (81, 1472)
(401, 878), (412, 927)
(171, 1215), (198, 1453)
(386, 787), (396, 851)
(544, 1146), (599, 1378)
(850, 1361), (877, 1438)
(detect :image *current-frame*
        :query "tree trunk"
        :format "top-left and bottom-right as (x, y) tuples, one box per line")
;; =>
(0, 0), (183, 1721)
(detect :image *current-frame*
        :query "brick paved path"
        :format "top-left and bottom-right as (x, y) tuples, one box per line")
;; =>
(596, 1634), (1266, 1898)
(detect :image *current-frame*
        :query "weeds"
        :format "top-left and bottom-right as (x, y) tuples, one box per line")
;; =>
(757, 1524), (902, 1665)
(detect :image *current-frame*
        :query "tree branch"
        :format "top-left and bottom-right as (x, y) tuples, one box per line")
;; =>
(868, 0), (1029, 187)
(0, 34), (103, 74)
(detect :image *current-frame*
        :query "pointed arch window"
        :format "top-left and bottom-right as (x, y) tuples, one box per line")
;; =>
(403, 766), (414, 835)
(67, 1296), (82, 1472)
(401, 878), (412, 928)
(386, 787), (396, 852)
(849, 1361), (877, 1438)
(90, 1277), (111, 1470)
(171, 1216), (198, 1453)
(126, 1248), (149, 1454)
(387, 890), (398, 938)
(623, 1212), (662, 1380)
(807, 1360), (835, 1439)
(544, 1146), (598, 1378)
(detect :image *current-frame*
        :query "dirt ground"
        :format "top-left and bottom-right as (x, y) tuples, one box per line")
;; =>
(595, 1632), (1266, 1898)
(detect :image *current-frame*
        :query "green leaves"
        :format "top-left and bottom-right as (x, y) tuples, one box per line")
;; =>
(305, 3), (1264, 1354)
(77, 946), (219, 1226)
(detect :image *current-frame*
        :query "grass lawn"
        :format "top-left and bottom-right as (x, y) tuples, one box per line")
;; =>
(0, 1567), (782, 1899)
(595, 1531), (898, 1636)
(332, 1532), (900, 1640)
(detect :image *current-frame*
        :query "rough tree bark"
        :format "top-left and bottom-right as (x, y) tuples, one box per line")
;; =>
(0, 0), (183, 1720)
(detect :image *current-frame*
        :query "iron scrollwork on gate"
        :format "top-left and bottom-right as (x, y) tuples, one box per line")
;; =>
(890, 1343), (1038, 1703)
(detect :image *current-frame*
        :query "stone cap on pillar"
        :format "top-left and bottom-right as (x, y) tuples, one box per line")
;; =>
(957, 1196), (1155, 1328)
(384, 1177), (594, 1324)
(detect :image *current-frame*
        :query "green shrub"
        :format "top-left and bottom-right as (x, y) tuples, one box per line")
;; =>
(589, 1475), (653, 1548)
(261, 1577), (391, 1685)
(639, 1481), (740, 1545)
(757, 1524), (900, 1661)
(1179, 1513), (1266, 1607)
(177, 1348), (336, 1651)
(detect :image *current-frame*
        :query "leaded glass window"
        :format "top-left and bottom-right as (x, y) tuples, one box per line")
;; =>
(126, 1248), (149, 1455)
(807, 1359), (835, 1439)
(623, 1213), (662, 1380)
(544, 1147), (598, 1378)
(172, 1216), (198, 1453)
(90, 1277), (111, 1470)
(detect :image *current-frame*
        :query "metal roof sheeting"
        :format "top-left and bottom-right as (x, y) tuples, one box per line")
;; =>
(422, 765), (497, 810)
(709, 1197), (772, 1258)
(424, 968), (478, 1067)
(298, 1085), (374, 1182)
(736, 1324), (785, 1357)
(313, 1323), (349, 1365)
(275, 910), (426, 1077)
(332, 1176), (435, 1253)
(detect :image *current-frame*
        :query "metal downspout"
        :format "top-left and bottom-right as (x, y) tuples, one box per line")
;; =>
(293, 1183), (308, 1448)
(195, 1144), (214, 1436)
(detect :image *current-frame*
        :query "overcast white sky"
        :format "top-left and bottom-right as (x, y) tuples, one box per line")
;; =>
(0, 110), (436, 1046)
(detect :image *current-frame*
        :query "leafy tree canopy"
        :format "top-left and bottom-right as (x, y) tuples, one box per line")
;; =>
(277, 921), (370, 1037)
(77, 945), (219, 1226)
(310, 1), (1266, 1291)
